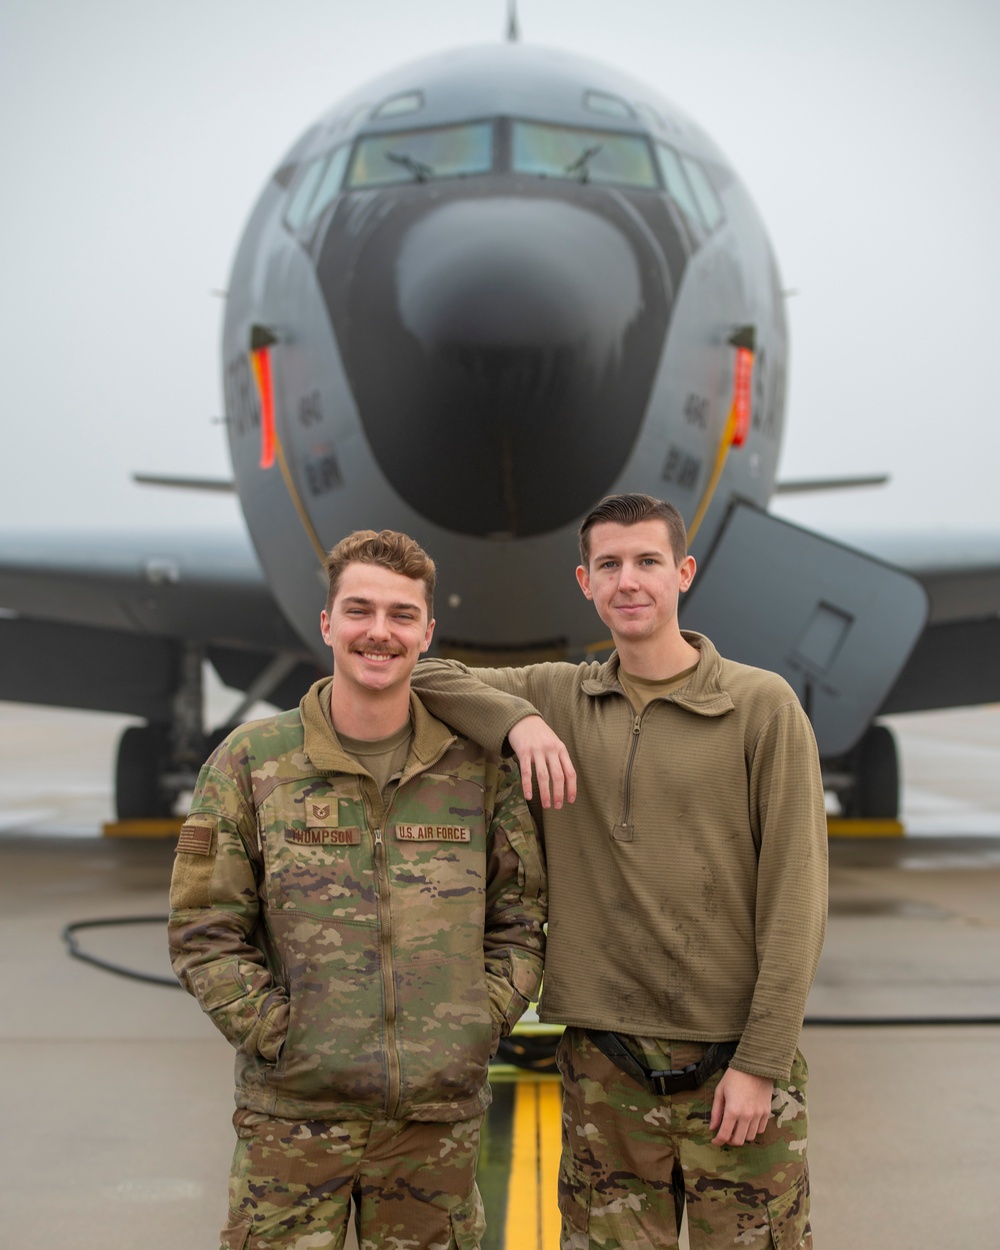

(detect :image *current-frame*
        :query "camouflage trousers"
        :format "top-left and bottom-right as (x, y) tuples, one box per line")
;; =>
(220, 1109), (486, 1250)
(556, 1029), (811, 1250)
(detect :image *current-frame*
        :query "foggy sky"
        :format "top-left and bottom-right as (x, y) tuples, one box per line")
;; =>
(1, 0), (998, 541)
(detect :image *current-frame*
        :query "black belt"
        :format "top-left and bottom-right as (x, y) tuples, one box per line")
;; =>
(585, 1030), (738, 1096)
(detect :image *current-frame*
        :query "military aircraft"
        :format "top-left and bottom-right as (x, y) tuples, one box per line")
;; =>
(1, 34), (998, 822)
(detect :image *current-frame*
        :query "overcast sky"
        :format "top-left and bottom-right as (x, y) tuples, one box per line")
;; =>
(1, 0), (998, 542)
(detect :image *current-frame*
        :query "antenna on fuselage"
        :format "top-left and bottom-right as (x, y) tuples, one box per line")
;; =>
(506, 0), (521, 42)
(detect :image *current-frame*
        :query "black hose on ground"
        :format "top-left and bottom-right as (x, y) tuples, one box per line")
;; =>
(61, 915), (181, 988)
(62, 917), (1000, 1035)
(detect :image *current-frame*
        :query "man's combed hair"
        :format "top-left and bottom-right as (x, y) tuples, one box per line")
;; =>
(325, 530), (436, 615)
(578, 494), (688, 565)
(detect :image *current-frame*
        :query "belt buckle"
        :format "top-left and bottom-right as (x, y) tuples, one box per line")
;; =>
(649, 1060), (700, 1096)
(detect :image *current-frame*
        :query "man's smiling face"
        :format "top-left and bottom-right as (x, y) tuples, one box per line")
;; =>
(320, 561), (434, 697)
(576, 517), (695, 647)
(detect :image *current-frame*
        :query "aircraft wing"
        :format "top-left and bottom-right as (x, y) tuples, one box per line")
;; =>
(2, 520), (997, 738)
(835, 528), (1000, 715)
(0, 529), (320, 722)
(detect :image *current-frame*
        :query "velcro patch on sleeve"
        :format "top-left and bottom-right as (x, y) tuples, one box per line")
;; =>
(177, 822), (214, 856)
(396, 824), (471, 842)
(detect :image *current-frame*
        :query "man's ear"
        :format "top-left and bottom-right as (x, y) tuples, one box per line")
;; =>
(575, 565), (593, 600)
(678, 555), (697, 593)
(320, 609), (333, 645)
(421, 618), (436, 654)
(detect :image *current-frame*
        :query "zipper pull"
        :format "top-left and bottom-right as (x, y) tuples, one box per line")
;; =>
(633, 716), (641, 734)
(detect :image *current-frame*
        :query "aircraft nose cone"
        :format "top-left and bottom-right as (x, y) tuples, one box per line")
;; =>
(398, 199), (640, 359)
(323, 192), (671, 537)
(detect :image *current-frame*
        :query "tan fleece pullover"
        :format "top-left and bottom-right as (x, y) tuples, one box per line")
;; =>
(412, 633), (828, 1081)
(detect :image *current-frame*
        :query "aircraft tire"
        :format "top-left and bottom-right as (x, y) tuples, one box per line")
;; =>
(845, 723), (900, 820)
(115, 724), (173, 820)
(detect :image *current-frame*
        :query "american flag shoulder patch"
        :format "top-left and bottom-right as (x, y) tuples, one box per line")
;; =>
(177, 822), (214, 856)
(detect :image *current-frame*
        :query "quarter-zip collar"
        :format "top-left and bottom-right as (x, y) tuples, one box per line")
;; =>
(580, 631), (735, 718)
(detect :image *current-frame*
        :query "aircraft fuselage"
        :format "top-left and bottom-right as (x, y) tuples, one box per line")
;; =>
(222, 43), (787, 660)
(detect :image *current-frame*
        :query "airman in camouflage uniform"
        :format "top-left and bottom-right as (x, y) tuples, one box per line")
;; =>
(168, 530), (546, 1250)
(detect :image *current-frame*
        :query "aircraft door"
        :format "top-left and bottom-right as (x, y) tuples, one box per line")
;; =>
(680, 503), (929, 757)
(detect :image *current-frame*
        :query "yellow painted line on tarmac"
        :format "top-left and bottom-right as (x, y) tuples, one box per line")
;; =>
(506, 1079), (562, 1249)
(827, 817), (905, 838)
(102, 819), (183, 838)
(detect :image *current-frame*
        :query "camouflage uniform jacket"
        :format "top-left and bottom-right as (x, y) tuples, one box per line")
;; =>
(167, 678), (546, 1123)
(413, 633), (828, 1082)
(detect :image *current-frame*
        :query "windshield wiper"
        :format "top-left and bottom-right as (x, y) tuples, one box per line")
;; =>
(385, 151), (434, 182)
(564, 144), (602, 182)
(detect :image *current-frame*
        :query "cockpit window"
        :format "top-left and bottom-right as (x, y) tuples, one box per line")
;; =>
(680, 155), (724, 230)
(373, 91), (423, 119)
(306, 146), (350, 223)
(347, 122), (494, 187)
(655, 144), (725, 231)
(511, 121), (657, 188)
(284, 156), (329, 230)
(283, 146), (351, 231)
(654, 144), (704, 227)
(584, 91), (634, 119)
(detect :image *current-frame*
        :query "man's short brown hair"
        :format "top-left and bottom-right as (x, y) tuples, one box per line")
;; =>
(325, 530), (436, 616)
(578, 494), (688, 566)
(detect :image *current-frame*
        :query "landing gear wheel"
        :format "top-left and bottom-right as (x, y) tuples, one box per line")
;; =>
(115, 724), (173, 820)
(842, 724), (899, 819)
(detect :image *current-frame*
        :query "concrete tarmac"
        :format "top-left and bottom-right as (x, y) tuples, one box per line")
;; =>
(2, 700), (999, 1248)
